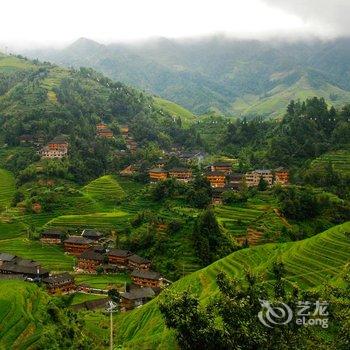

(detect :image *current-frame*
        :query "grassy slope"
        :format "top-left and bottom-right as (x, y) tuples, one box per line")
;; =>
(310, 150), (350, 176)
(231, 76), (350, 118)
(115, 222), (350, 349)
(0, 280), (48, 349)
(154, 97), (197, 126)
(0, 168), (15, 211)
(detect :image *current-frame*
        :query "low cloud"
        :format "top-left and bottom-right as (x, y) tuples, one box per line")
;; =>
(262, 0), (350, 36)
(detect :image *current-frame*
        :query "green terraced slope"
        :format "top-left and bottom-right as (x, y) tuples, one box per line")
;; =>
(311, 150), (350, 176)
(154, 97), (197, 126)
(116, 222), (350, 349)
(82, 175), (126, 209)
(0, 168), (15, 212)
(0, 280), (48, 349)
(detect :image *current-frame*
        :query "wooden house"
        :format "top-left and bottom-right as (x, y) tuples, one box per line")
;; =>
(0, 258), (49, 279)
(77, 249), (105, 272)
(245, 169), (273, 187)
(108, 249), (133, 267)
(149, 168), (168, 183)
(227, 173), (244, 190)
(131, 269), (162, 288)
(206, 171), (226, 188)
(98, 128), (114, 139)
(48, 136), (69, 151)
(210, 162), (232, 174)
(120, 165), (137, 176)
(120, 125), (129, 135)
(0, 253), (16, 267)
(120, 287), (155, 310)
(168, 168), (193, 182)
(42, 273), (75, 294)
(274, 167), (289, 185)
(128, 254), (151, 270)
(212, 187), (225, 205)
(63, 236), (93, 255)
(40, 229), (63, 244)
(81, 229), (103, 241)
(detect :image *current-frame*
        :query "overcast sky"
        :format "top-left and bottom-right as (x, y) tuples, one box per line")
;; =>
(1, 0), (348, 48)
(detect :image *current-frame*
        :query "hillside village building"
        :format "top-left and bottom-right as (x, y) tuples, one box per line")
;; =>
(63, 236), (93, 255)
(149, 168), (168, 183)
(210, 162), (232, 174)
(227, 173), (244, 190)
(39, 135), (69, 159)
(96, 123), (114, 138)
(128, 254), (151, 270)
(40, 230), (63, 244)
(274, 167), (289, 185)
(77, 249), (105, 272)
(131, 269), (162, 288)
(108, 249), (133, 268)
(168, 168), (193, 182)
(0, 256), (49, 279)
(245, 169), (274, 187)
(206, 171), (227, 188)
(81, 229), (103, 241)
(120, 286), (155, 310)
(43, 273), (75, 294)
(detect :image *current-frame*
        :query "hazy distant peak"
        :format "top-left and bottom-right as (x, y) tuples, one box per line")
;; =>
(68, 37), (103, 50)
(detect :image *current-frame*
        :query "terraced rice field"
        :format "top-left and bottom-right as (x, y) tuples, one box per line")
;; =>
(115, 222), (350, 349)
(0, 238), (75, 271)
(214, 205), (263, 236)
(0, 168), (15, 211)
(75, 273), (131, 289)
(311, 150), (350, 176)
(83, 175), (126, 209)
(45, 210), (131, 232)
(0, 280), (47, 349)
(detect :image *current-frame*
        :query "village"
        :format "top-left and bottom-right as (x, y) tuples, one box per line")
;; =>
(0, 227), (170, 312)
(7, 121), (291, 312)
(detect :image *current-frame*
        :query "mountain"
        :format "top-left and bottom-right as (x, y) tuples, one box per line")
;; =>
(24, 36), (350, 117)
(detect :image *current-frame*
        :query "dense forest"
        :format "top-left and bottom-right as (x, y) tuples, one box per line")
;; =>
(0, 55), (201, 184)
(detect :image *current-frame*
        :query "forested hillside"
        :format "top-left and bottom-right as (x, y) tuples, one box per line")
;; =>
(25, 36), (350, 117)
(0, 53), (199, 184)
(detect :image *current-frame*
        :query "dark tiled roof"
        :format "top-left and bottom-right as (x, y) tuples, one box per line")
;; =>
(149, 168), (167, 173)
(128, 255), (151, 265)
(108, 249), (132, 257)
(64, 236), (93, 245)
(81, 229), (103, 238)
(121, 287), (155, 300)
(79, 249), (105, 261)
(71, 298), (110, 311)
(168, 168), (192, 173)
(50, 135), (68, 144)
(41, 229), (63, 237)
(0, 253), (16, 262)
(0, 262), (48, 276)
(131, 270), (161, 280)
(42, 273), (74, 285)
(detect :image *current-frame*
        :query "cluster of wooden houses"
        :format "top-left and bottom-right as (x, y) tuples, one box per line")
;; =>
(40, 228), (168, 301)
(38, 135), (69, 159)
(148, 167), (193, 183)
(120, 124), (138, 153)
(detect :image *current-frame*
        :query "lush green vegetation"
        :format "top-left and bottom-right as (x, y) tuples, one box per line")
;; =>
(115, 222), (350, 349)
(28, 36), (350, 116)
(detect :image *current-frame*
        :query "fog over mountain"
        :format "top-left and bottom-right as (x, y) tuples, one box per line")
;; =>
(24, 36), (350, 117)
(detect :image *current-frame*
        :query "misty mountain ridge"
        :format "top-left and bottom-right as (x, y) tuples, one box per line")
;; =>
(24, 36), (350, 117)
